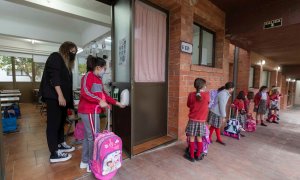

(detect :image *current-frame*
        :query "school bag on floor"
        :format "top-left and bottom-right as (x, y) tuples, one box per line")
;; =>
(185, 125), (210, 157)
(245, 113), (256, 132)
(2, 108), (17, 133)
(90, 105), (122, 180)
(223, 105), (241, 140)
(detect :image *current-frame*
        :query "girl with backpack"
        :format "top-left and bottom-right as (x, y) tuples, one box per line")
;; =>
(184, 78), (210, 162)
(233, 91), (247, 137)
(267, 87), (281, 124)
(77, 55), (125, 172)
(254, 86), (269, 127)
(208, 82), (235, 146)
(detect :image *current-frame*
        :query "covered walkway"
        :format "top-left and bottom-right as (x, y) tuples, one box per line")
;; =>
(81, 107), (300, 180)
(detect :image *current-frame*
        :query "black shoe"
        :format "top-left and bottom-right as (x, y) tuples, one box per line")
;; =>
(50, 150), (72, 163)
(272, 121), (279, 124)
(216, 140), (226, 146)
(240, 134), (246, 137)
(58, 142), (75, 153)
(195, 153), (205, 161)
(261, 123), (267, 127)
(184, 154), (195, 162)
(266, 120), (271, 123)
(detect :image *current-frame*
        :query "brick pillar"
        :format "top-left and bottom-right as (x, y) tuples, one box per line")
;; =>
(177, 1), (193, 140)
(280, 75), (287, 109)
(236, 48), (250, 93)
(167, 4), (182, 138)
(270, 71), (277, 87)
(253, 65), (261, 89)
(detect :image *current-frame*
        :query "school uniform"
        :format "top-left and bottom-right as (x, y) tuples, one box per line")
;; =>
(78, 71), (117, 163)
(254, 92), (270, 114)
(233, 99), (247, 128)
(208, 89), (231, 128)
(185, 91), (210, 137)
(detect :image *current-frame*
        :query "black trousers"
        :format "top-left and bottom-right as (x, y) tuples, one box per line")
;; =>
(46, 99), (67, 154)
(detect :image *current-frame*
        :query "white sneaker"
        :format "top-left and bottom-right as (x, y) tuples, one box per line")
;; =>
(80, 162), (88, 169)
(58, 142), (75, 153)
(87, 165), (91, 173)
(50, 150), (72, 163)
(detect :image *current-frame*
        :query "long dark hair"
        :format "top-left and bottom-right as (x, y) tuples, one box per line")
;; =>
(236, 91), (246, 100)
(86, 55), (106, 72)
(194, 78), (206, 101)
(59, 41), (77, 71)
(218, 86), (225, 92)
(259, 86), (268, 93)
(225, 82), (234, 90)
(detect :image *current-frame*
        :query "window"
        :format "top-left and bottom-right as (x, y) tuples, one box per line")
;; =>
(262, 70), (270, 87)
(35, 62), (45, 82)
(0, 55), (13, 82)
(15, 57), (33, 82)
(192, 23), (215, 67)
(249, 66), (254, 88)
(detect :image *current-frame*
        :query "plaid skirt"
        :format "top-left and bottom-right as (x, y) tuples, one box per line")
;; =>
(237, 113), (247, 128)
(254, 100), (267, 114)
(208, 111), (223, 128)
(185, 120), (206, 137)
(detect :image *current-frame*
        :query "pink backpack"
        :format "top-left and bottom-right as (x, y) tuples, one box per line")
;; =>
(90, 106), (122, 180)
(245, 113), (256, 132)
(186, 125), (210, 155)
(74, 122), (85, 140)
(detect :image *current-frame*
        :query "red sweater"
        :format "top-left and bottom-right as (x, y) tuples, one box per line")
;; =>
(78, 71), (116, 114)
(233, 99), (245, 111)
(254, 92), (270, 107)
(187, 91), (210, 122)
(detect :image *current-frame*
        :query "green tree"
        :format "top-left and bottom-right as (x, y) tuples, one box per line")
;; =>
(0, 56), (12, 74)
(15, 57), (33, 80)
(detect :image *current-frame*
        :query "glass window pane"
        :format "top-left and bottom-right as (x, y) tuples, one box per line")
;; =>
(0, 55), (13, 82)
(262, 71), (269, 86)
(15, 57), (33, 82)
(35, 62), (45, 82)
(249, 67), (254, 87)
(192, 24), (200, 65)
(201, 30), (214, 66)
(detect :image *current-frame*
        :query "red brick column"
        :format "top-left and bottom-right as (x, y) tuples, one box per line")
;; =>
(253, 65), (262, 89)
(236, 48), (250, 93)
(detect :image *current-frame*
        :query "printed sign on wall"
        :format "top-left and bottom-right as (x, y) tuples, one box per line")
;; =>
(181, 41), (193, 54)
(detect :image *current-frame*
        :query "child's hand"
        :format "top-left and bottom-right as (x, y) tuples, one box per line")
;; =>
(99, 99), (108, 108)
(116, 102), (126, 108)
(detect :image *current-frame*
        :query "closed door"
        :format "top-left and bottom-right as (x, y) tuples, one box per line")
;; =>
(133, 1), (168, 146)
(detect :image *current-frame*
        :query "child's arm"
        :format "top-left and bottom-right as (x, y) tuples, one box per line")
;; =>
(187, 93), (191, 108)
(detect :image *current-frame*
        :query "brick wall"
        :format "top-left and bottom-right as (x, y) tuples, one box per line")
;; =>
(236, 48), (250, 93)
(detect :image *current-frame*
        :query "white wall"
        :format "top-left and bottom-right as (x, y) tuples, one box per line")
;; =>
(81, 24), (110, 46)
(295, 81), (300, 105)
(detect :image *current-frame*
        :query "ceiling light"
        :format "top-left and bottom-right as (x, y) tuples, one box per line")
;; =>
(31, 40), (36, 44)
(105, 39), (112, 43)
(292, 79), (296, 82)
(261, 60), (266, 65)
(286, 78), (291, 82)
(277, 66), (281, 71)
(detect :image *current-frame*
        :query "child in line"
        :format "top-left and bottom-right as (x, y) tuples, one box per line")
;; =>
(185, 78), (210, 162)
(254, 86), (269, 127)
(233, 91), (247, 137)
(77, 55), (125, 172)
(267, 87), (281, 124)
(208, 82), (235, 146)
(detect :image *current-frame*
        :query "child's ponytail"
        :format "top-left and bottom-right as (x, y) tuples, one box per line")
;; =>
(86, 55), (95, 72)
(194, 78), (206, 101)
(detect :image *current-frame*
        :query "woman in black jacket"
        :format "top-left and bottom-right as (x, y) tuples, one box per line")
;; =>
(39, 41), (77, 163)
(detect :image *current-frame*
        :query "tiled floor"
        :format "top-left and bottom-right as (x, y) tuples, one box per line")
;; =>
(3, 104), (300, 180)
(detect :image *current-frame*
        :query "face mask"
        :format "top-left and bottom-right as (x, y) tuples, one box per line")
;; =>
(97, 69), (106, 78)
(69, 52), (76, 61)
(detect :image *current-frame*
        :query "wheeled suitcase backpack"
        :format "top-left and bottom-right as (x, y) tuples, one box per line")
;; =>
(185, 125), (210, 157)
(223, 106), (241, 140)
(90, 105), (122, 180)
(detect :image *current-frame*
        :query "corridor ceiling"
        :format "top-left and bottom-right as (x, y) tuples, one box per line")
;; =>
(210, 0), (300, 66)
